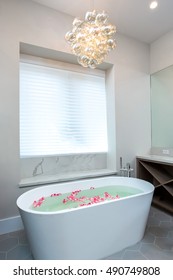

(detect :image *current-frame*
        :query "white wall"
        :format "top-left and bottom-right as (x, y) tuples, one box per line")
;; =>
(113, 34), (150, 170)
(150, 30), (173, 74)
(0, 0), (151, 222)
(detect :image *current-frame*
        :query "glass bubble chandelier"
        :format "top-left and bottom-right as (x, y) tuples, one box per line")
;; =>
(65, 10), (116, 68)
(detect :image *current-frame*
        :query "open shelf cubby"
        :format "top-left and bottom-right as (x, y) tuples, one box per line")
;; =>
(136, 156), (173, 215)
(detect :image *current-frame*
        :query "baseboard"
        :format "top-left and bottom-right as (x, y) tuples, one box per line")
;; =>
(0, 216), (24, 235)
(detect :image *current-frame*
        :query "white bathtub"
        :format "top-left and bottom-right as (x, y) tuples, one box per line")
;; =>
(17, 176), (154, 260)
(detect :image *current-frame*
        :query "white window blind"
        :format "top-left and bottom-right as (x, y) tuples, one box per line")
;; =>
(20, 59), (108, 157)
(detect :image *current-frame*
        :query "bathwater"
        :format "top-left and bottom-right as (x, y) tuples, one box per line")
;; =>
(30, 185), (143, 212)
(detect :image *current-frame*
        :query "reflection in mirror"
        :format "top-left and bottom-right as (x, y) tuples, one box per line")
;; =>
(151, 65), (173, 152)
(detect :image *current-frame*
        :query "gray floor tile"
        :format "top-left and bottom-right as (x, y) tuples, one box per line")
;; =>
(140, 243), (173, 260)
(10, 230), (28, 244)
(7, 245), (31, 260)
(141, 231), (155, 244)
(146, 216), (160, 226)
(0, 237), (18, 252)
(122, 250), (147, 260)
(148, 226), (169, 237)
(0, 252), (6, 260)
(0, 233), (9, 241)
(168, 231), (173, 238)
(159, 221), (173, 228)
(154, 210), (172, 222)
(155, 237), (173, 251)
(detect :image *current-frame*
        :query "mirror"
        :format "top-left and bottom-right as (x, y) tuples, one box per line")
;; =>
(151, 65), (173, 149)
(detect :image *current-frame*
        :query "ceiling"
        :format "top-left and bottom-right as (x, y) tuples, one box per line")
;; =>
(30, 0), (173, 44)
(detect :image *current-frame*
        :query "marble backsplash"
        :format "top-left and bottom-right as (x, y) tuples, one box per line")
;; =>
(20, 153), (107, 186)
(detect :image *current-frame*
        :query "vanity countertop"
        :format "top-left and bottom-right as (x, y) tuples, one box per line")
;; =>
(137, 154), (173, 164)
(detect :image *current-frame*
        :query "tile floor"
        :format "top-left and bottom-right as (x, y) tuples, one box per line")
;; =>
(0, 206), (173, 260)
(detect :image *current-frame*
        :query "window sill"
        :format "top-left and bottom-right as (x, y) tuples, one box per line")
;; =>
(19, 169), (117, 188)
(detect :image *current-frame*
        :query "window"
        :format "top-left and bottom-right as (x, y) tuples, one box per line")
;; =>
(19, 50), (116, 187)
(20, 57), (108, 157)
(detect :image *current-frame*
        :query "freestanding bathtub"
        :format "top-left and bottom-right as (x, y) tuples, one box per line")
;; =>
(17, 176), (154, 260)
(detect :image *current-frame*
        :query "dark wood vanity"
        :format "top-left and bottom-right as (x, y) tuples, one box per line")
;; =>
(136, 156), (173, 214)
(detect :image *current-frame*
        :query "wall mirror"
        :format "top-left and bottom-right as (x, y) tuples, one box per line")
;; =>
(151, 65), (173, 152)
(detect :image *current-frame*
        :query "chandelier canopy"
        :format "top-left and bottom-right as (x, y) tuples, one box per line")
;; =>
(65, 10), (116, 69)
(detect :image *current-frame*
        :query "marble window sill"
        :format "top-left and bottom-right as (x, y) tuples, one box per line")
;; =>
(19, 169), (117, 188)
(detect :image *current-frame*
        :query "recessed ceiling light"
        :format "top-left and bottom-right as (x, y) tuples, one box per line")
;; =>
(150, 1), (158, 9)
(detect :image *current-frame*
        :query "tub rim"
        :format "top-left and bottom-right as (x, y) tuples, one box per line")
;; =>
(17, 176), (154, 215)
